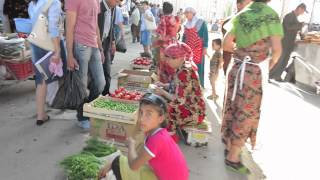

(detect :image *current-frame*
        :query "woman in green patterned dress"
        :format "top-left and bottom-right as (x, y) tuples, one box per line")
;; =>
(222, 0), (283, 174)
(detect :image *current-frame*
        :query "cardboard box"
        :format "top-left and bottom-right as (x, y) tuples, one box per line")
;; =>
(83, 95), (144, 153)
(84, 114), (144, 154)
(184, 120), (212, 147)
(118, 69), (154, 92)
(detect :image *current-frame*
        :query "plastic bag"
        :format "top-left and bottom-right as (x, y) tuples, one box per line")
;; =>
(46, 81), (59, 106)
(116, 35), (127, 53)
(52, 71), (87, 110)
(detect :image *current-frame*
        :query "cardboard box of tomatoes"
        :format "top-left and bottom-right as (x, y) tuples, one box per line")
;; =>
(131, 57), (152, 70)
(117, 69), (155, 92)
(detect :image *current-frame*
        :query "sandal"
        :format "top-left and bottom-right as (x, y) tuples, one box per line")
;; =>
(36, 115), (50, 126)
(207, 95), (214, 100)
(225, 159), (251, 175)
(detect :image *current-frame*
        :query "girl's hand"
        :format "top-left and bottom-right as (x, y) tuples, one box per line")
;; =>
(51, 52), (61, 64)
(98, 163), (111, 179)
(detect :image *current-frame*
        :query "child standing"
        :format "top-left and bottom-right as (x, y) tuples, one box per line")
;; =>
(208, 39), (223, 100)
(98, 93), (189, 180)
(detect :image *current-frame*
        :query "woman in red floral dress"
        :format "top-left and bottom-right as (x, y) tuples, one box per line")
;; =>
(155, 42), (206, 134)
(152, 2), (180, 83)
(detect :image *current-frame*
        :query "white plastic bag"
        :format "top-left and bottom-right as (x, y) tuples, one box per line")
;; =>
(46, 81), (59, 106)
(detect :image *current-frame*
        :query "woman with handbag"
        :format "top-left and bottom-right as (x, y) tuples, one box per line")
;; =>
(28, 0), (65, 125)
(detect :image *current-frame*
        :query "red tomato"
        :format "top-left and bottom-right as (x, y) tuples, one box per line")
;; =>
(124, 95), (131, 100)
(119, 87), (125, 92)
(117, 92), (124, 98)
(115, 89), (121, 94)
(130, 94), (136, 99)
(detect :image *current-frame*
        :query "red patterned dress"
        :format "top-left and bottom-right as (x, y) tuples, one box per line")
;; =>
(153, 15), (180, 83)
(222, 38), (271, 149)
(167, 61), (206, 131)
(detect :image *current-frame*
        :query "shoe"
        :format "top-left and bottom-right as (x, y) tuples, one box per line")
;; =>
(78, 120), (90, 130)
(207, 95), (218, 100)
(36, 115), (50, 126)
(225, 159), (251, 175)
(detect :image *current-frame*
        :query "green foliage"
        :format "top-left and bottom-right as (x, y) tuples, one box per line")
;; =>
(82, 138), (117, 157)
(60, 152), (101, 180)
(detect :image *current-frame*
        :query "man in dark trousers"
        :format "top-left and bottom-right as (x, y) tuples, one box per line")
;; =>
(98, 0), (117, 96)
(269, 3), (307, 81)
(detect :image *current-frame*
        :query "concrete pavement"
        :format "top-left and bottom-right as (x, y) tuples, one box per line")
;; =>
(0, 33), (319, 180)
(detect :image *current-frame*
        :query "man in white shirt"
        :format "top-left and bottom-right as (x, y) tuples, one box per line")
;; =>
(130, 2), (140, 43)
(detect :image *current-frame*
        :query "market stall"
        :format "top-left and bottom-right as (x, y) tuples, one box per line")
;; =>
(0, 34), (33, 81)
(293, 32), (320, 91)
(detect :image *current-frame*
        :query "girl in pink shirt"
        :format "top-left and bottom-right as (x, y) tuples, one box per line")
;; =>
(98, 93), (189, 180)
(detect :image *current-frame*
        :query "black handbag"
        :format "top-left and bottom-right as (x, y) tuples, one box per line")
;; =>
(116, 35), (127, 53)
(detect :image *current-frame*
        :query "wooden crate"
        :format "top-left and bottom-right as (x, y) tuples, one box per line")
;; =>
(117, 69), (154, 92)
(83, 96), (138, 122)
(130, 61), (152, 70)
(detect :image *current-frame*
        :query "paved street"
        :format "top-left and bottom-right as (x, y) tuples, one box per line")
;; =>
(0, 33), (319, 180)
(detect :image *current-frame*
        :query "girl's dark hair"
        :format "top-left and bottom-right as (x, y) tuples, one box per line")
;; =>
(212, 38), (222, 47)
(140, 93), (168, 128)
(163, 2), (173, 15)
(32, 0), (38, 3)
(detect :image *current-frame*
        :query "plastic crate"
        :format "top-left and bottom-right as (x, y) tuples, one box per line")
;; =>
(5, 59), (34, 80)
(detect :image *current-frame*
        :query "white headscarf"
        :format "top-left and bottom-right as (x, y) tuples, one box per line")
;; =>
(184, 7), (198, 29)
